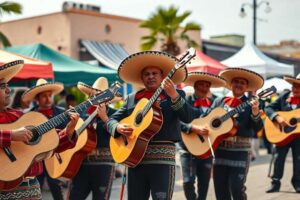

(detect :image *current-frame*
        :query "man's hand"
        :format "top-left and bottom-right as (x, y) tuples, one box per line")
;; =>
(97, 103), (108, 122)
(116, 123), (133, 137)
(250, 98), (259, 116)
(162, 77), (179, 101)
(275, 115), (288, 131)
(66, 111), (80, 138)
(11, 127), (33, 143)
(191, 126), (209, 136)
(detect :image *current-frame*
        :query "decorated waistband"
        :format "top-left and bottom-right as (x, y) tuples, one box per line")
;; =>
(140, 142), (176, 165)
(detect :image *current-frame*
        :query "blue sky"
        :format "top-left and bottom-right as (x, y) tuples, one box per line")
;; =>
(1, 0), (299, 45)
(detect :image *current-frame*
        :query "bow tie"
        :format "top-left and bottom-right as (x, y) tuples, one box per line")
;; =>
(288, 97), (300, 105)
(224, 97), (243, 108)
(135, 90), (166, 100)
(38, 108), (53, 118)
(194, 98), (211, 107)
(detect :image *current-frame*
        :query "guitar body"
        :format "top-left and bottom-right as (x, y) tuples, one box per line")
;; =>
(0, 112), (59, 190)
(110, 98), (163, 167)
(181, 107), (236, 159)
(265, 109), (300, 146)
(45, 118), (97, 179)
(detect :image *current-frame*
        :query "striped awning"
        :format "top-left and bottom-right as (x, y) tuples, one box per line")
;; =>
(81, 40), (129, 70)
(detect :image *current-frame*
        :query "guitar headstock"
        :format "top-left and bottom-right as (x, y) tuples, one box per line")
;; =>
(175, 48), (196, 70)
(258, 86), (277, 98)
(90, 82), (122, 105)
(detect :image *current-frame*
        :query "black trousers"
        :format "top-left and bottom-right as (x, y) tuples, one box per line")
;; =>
(213, 150), (251, 200)
(127, 164), (176, 200)
(37, 162), (64, 200)
(180, 153), (212, 200)
(69, 164), (115, 200)
(271, 138), (300, 190)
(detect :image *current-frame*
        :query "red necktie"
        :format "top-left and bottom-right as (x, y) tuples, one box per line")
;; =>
(38, 108), (54, 118)
(194, 98), (211, 107)
(224, 97), (243, 108)
(135, 90), (166, 100)
(288, 97), (300, 105)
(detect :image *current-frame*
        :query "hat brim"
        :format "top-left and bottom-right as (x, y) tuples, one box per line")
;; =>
(0, 60), (24, 82)
(22, 83), (64, 102)
(219, 68), (264, 91)
(283, 76), (300, 85)
(118, 51), (187, 87)
(184, 72), (226, 88)
(77, 82), (122, 104)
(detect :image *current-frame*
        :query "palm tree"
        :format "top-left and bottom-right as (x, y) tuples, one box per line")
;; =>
(0, 1), (22, 47)
(140, 5), (201, 56)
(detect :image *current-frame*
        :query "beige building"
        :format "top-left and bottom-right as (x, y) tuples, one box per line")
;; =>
(0, 8), (201, 61)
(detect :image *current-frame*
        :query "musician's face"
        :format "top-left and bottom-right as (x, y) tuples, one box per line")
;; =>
(141, 67), (164, 91)
(36, 91), (53, 109)
(194, 80), (211, 98)
(231, 77), (248, 97)
(292, 83), (300, 98)
(0, 80), (10, 109)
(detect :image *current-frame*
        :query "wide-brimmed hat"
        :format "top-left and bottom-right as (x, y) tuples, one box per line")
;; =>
(0, 60), (24, 82)
(184, 72), (226, 88)
(118, 51), (187, 87)
(284, 74), (300, 85)
(77, 77), (122, 103)
(22, 79), (64, 102)
(219, 68), (264, 91)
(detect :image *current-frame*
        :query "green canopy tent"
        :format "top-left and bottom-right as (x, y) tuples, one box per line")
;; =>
(5, 43), (119, 86)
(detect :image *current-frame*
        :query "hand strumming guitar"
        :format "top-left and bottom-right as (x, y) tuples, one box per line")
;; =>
(117, 123), (133, 137)
(11, 127), (33, 143)
(275, 115), (288, 130)
(191, 126), (209, 136)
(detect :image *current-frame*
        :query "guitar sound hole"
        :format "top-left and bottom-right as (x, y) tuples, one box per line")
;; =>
(211, 118), (221, 128)
(289, 118), (297, 126)
(135, 112), (143, 125)
(28, 128), (41, 145)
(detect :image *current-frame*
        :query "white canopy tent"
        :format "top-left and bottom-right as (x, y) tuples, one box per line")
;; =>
(221, 43), (294, 79)
(260, 77), (291, 93)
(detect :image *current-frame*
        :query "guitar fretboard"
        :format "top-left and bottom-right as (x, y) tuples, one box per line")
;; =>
(220, 101), (251, 122)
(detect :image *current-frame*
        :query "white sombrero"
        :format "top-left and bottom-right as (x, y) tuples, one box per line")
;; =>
(118, 51), (187, 87)
(184, 72), (226, 88)
(284, 74), (300, 85)
(22, 78), (64, 102)
(77, 77), (122, 103)
(0, 60), (24, 82)
(219, 68), (264, 91)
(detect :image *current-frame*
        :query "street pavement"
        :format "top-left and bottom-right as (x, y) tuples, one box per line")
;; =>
(42, 149), (300, 200)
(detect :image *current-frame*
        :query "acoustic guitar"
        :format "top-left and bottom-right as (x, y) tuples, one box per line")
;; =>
(110, 48), (196, 167)
(265, 109), (300, 146)
(0, 82), (121, 190)
(181, 86), (276, 159)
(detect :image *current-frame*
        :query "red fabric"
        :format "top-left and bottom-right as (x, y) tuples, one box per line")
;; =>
(37, 108), (54, 118)
(194, 98), (211, 107)
(87, 106), (97, 115)
(224, 97), (243, 108)
(287, 97), (300, 105)
(135, 90), (166, 100)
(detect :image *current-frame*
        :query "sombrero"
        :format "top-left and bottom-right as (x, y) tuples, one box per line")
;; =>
(284, 74), (300, 85)
(219, 68), (264, 91)
(118, 51), (187, 87)
(22, 78), (64, 102)
(184, 72), (226, 88)
(77, 77), (122, 103)
(0, 60), (24, 82)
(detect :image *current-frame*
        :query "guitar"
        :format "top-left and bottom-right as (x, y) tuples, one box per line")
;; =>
(265, 109), (300, 146)
(110, 48), (196, 167)
(0, 82), (121, 190)
(181, 86), (276, 159)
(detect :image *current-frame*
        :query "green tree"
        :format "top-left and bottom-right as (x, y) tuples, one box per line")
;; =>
(0, 1), (22, 47)
(140, 5), (201, 56)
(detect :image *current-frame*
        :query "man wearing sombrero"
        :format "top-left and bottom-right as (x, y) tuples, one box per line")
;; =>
(207, 68), (264, 200)
(20, 78), (80, 200)
(264, 74), (300, 193)
(98, 51), (197, 200)
(0, 61), (79, 199)
(68, 77), (119, 200)
(178, 72), (226, 200)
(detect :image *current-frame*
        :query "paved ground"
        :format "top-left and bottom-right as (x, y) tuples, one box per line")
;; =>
(42, 150), (300, 199)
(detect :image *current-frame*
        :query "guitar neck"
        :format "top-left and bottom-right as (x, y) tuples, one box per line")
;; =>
(76, 109), (98, 136)
(143, 67), (178, 116)
(220, 101), (251, 122)
(35, 100), (93, 136)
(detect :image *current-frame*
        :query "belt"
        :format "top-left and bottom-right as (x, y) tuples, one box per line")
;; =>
(224, 136), (251, 143)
